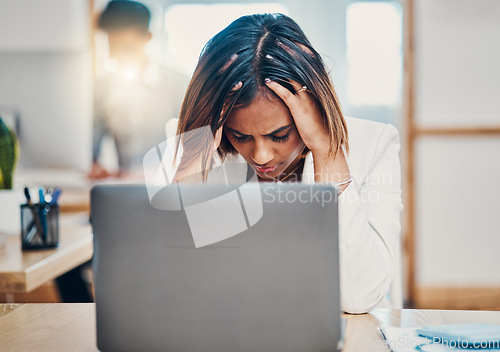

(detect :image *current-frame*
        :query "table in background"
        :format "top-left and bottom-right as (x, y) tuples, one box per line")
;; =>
(1, 305), (500, 351)
(0, 213), (92, 294)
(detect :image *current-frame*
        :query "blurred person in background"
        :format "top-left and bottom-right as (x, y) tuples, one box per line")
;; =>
(90, 0), (188, 179)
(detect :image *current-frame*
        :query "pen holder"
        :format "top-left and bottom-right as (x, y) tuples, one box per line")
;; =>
(20, 203), (59, 250)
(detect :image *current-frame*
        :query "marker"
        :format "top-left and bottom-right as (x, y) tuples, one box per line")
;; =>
(38, 187), (48, 243)
(49, 188), (62, 206)
(24, 187), (32, 205)
(38, 187), (45, 205)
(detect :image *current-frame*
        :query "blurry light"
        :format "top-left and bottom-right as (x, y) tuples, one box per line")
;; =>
(121, 66), (139, 81)
(164, 3), (289, 76)
(107, 59), (119, 73)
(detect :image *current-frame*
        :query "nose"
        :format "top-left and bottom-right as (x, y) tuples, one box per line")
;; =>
(251, 140), (274, 166)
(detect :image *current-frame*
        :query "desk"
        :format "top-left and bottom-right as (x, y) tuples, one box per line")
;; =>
(0, 213), (93, 294)
(1, 305), (499, 352)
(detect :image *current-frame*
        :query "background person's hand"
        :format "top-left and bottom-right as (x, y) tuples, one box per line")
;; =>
(264, 78), (331, 157)
(88, 162), (112, 180)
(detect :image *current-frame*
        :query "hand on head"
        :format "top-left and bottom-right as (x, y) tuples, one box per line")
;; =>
(264, 78), (330, 156)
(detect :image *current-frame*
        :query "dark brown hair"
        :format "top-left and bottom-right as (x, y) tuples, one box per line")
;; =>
(176, 13), (348, 176)
(98, 0), (150, 34)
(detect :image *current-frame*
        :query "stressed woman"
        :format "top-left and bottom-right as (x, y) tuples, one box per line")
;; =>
(165, 13), (403, 314)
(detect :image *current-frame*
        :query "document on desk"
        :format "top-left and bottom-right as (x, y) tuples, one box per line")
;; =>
(379, 325), (500, 351)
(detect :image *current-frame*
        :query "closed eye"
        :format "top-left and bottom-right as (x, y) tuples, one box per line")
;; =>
(230, 133), (290, 144)
(225, 125), (294, 144)
(231, 134), (250, 143)
(271, 133), (289, 143)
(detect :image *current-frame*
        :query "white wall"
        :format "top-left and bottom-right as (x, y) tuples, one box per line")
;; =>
(416, 137), (500, 285)
(0, 53), (92, 169)
(415, 0), (500, 127)
(0, 0), (92, 170)
(415, 0), (500, 285)
(0, 0), (88, 52)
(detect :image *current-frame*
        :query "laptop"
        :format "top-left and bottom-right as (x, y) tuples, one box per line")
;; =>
(91, 183), (342, 352)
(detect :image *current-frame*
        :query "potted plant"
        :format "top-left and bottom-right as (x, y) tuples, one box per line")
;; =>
(0, 118), (19, 189)
(0, 118), (21, 238)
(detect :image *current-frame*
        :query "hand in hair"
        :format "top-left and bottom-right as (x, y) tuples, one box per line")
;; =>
(265, 78), (351, 187)
(264, 78), (331, 157)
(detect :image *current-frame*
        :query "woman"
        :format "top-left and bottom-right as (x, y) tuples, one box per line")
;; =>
(166, 13), (403, 314)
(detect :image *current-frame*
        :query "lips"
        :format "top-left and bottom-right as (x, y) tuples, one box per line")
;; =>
(254, 165), (277, 173)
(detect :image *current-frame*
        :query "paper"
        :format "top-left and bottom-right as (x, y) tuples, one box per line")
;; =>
(379, 325), (500, 352)
(417, 324), (500, 348)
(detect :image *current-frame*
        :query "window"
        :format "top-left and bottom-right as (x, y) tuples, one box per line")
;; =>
(346, 2), (402, 106)
(164, 3), (289, 76)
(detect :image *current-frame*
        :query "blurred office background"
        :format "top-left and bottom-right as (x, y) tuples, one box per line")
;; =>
(0, 0), (499, 309)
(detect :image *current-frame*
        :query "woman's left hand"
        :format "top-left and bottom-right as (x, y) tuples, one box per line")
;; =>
(265, 78), (331, 157)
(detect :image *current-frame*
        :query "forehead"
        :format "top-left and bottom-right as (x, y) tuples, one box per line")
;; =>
(226, 93), (293, 134)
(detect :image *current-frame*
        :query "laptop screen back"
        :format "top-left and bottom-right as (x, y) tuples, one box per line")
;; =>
(91, 183), (341, 352)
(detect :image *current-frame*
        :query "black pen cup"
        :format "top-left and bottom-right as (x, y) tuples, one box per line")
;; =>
(20, 203), (60, 250)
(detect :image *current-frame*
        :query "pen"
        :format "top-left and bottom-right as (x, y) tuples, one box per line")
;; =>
(23, 187), (43, 246)
(39, 187), (45, 205)
(49, 188), (62, 206)
(24, 187), (33, 205)
(25, 219), (38, 244)
(38, 187), (48, 244)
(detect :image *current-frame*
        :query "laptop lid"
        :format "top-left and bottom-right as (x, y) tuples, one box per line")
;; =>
(91, 183), (341, 352)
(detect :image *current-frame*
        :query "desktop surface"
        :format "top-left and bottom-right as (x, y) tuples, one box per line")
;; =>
(0, 212), (92, 294)
(2, 304), (500, 352)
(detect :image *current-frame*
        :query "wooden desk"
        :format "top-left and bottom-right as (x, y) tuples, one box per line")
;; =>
(0, 213), (93, 294)
(344, 309), (500, 351)
(1, 305), (499, 352)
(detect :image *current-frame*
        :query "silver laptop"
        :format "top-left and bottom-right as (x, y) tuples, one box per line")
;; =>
(91, 183), (341, 352)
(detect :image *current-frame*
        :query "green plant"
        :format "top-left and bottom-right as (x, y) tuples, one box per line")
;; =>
(0, 118), (19, 189)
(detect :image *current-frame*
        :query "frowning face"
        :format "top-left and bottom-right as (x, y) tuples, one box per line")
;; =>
(224, 93), (306, 181)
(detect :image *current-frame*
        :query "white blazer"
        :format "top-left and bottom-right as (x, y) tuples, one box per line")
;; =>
(322, 117), (403, 313)
(165, 116), (404, 314)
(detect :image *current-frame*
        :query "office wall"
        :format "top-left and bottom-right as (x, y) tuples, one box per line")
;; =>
(0, 0), (88, 51)
(414, 0), (500, 286)
(416, 137), (500, 284)
(0, 0), (92, 170)
(0, 53), (92, 169)
(415, 0), (500, 127)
